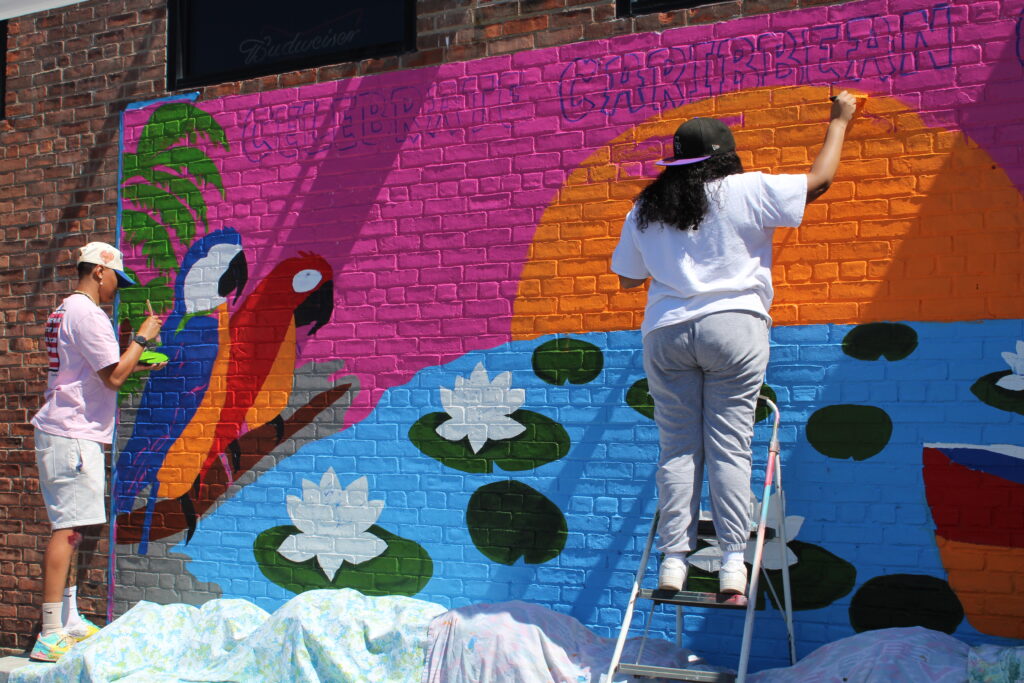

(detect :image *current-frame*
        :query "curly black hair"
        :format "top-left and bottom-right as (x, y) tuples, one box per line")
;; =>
(634, 152), (744, 232)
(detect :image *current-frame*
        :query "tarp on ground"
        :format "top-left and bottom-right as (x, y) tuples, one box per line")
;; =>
(10, 589), (445, 683)
(12, 591), (1024, 682)
(423, 600), (720, 683)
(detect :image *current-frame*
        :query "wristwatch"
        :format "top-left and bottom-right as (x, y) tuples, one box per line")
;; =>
(132, 335), (152, 348)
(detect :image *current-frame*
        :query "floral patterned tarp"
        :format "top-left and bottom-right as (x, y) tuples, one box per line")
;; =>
(10, 589), (445, 683)
(423, 599), (722, 683)
(11, 591), (1024, 683)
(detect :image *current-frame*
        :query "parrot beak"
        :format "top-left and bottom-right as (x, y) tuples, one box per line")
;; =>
(217, 250), (249, 303)
(294, 279), (334, 335)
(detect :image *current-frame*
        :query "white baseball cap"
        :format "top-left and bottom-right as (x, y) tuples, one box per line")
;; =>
(77, 242), (137, 287)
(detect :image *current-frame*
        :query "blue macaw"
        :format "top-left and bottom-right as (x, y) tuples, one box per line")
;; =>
(113, 228), (247, 551)
(116, 251), (335, 551)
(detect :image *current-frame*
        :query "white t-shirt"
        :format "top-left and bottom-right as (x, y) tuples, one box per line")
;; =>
(32, 294), (121, 444)
(611, 171), (807, 336)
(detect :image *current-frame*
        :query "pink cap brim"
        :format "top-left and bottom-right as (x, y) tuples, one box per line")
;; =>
(655, 155), (712, 166)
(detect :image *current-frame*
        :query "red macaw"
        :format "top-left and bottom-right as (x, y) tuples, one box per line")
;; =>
(155, 252), (334, 501)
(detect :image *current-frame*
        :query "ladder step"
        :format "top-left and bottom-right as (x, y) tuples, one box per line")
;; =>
(616, 662), (736, 682)
(639, 588), (748, 609)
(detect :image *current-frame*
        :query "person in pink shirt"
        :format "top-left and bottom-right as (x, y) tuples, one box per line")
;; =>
(29, 242), (165, 662)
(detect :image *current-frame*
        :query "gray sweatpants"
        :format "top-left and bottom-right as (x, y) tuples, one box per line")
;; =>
(642, 310), (770, 555)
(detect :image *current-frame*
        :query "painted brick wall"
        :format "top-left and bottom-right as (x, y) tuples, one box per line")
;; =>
(3, 0), (1023, 673)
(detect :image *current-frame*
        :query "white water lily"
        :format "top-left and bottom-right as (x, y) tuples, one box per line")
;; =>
(996, 340), (1024, 391)
(277, 468), (386, 579)
(436, 362), (526, 453)
(687, 493), (803, 572)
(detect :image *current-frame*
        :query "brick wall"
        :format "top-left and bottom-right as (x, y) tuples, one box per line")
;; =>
(4, 0), (1023, 670)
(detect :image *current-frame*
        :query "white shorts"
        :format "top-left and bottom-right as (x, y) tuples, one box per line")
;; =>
(34, 429), (107, 530)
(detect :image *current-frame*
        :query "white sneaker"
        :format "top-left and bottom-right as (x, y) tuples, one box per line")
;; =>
(659, 555), (687, 591)
(719, 560), (748, 595)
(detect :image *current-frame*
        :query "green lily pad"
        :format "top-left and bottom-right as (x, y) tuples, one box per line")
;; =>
(849, 573), (963, 634)
(683, 540), (855, 611)
(532, 338), (603, 385)
(408, 410), (570, 474)
(842, 323), (918, 361)
(970, 371), (1024, 416)
(759, 541), (857, 610)
(626, 378), (655, 419)
(467, 480), (567, 565)
(253, 524), (432, 597)
(806, 404), (892, 460)
(755, 384), (778, 424)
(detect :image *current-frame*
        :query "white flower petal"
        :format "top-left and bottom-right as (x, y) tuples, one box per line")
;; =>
(996, 374), (1024, 391)
(335, 531), (388, 564)
(467, 426), (489, 454)
(301, 477), (321, 506)
(505, 388), (525, 412)
(286, 494), (317, 534)
(759, 541), (799, 571)
(469, 363), (489, 386)
(343, 476), (369, 505)
(280, 470), (389, 576)
(782, 515), (804, 540)
(277, 532), (315, 564)
(439, 386), (454, 412)
(492, 370), (513, 390)
(436, 418), (467, 442)
(434, 363), (527, 453)
(316, 550), (345, 579)
(485, 418), (527, 442)
(319, 467), (340, 494)
(1001, 350), (1024, 376)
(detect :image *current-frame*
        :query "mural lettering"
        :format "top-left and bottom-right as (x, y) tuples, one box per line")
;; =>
(559, 5), (953, 122)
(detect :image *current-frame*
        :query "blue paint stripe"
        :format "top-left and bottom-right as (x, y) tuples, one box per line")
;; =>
(938, 447), (1024, 486)
(125, 91), (200, 111)
(109, 90), (199, 619)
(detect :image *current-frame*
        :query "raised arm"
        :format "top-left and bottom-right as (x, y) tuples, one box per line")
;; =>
(806, 91), (858, 203)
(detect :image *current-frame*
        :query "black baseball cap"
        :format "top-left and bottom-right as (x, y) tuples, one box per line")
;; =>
(657, 117), (736, 166)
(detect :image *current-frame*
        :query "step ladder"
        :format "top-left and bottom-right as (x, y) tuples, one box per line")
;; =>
(604, 398), (796, 683)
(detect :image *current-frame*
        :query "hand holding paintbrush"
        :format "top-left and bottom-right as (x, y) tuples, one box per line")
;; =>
(135, 299), (167, 369)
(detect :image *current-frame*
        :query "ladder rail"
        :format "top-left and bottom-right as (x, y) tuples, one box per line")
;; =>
(774, 457), (797, 665)
(604, 510), (660, 683)
(737, 398), (794, 682)
(736, 437), (775, 683)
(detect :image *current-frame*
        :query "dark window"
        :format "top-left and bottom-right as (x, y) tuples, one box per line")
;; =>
(167, 0), (416, 90)
(1, 20), (7, 120)
(617, 0), (714, 17)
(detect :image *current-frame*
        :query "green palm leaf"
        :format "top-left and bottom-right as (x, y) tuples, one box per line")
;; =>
(122, 148), (225, 196)
(135, 102), (229, 157)
(121, 210), (178, 272)
(148, 147), (226, 194)
(130, 168), (209, 230)
(122, 182), (197, 246)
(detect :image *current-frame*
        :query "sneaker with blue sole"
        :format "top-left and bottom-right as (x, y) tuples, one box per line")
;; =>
(29, 630), (73, 662)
